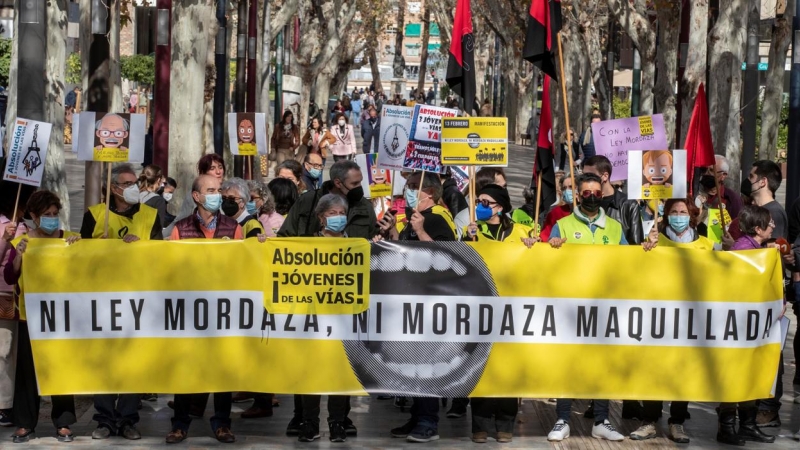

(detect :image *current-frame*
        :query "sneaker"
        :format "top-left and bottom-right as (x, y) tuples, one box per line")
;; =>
(343, 417), (357, 436)
(390, 419), (417, 438)
(286, 416), (303, 436)
(547, 420), (570, 441)
(329, 421), (346, 442)
(756, 410), (781, 428)
(471, 431), (488, 443)
(669, 423), (690, 443)
(446, 404), (467, 418)
(91, 425), (112, 440)
(0, 410), (12, 427)
(592, 420), (624, 441)
(630, 423), (656, 440)
(497, 432), (513, 443)
(407, 424), (439, 443)
(121, 424), (141, 440)
(298, 422), (320, 442)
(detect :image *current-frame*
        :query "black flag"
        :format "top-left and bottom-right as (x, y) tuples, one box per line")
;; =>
(445, 0), (477, 115)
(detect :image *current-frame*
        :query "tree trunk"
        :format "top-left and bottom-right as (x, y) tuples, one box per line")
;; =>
(573, 0), (612, 119)
(393, 0), (407, 83)
(109, 0), (122, 112)
(203, 17), (218, 155)
(759, 0), (795, 161)
(562, 25), (583, 133)
(654, 0), (681, 149)
(417, 7), (431, 93)
(708, 0), (747, 186)
(368, 48), (383, 93)
(169, 1), (213, 217)
(43, 0), (70, 226)
(607, 0), (656, 114)
(678, 0), (708, 145)
(259, 0), (271, 123)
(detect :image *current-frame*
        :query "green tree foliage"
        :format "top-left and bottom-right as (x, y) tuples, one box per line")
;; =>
(120, 54), (155, 85)
(612, 97), (632, 119)
(0, 38), (10, 86)
(65, 52), (81, 85)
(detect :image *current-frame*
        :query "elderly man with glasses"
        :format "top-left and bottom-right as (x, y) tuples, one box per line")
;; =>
(301, 153), (325, 190)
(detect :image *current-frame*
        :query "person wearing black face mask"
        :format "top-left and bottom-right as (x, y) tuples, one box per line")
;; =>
(278, 160), (383, 239)
(545, 173), (656, 444)
(220, 178), (264, 239)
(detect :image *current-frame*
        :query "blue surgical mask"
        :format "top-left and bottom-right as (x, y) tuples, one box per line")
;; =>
(246, 201), (258, 216)
(39, 216), (60, 235)
(404, 189), (419, 209)
(203, 193), (222, 213)
(325, 215), (347, 233)
(475, 203), (494, 221)
(309, 168), (323, 180)
(668, 215), (691, 233)
(562, 189), (573, 204)
(657, 203), (665, 216)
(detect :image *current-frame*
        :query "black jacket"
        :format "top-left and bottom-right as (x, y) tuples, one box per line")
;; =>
(277, 181), (378, 239)
(442, 178), (468, 217)
(602, 190), (643, 245)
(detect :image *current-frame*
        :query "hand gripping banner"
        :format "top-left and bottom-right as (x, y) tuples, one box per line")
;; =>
(21, 239), (783, 401)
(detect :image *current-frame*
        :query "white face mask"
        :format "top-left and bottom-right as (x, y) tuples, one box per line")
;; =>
(122, 184), (140, 204)
(338, 120), (346, 127)
(162, 192), (173, 202)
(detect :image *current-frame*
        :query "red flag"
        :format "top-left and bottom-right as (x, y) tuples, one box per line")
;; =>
(523, 0), (563, 79)
(532, 77), (557, 209)
(684, 83), (715, 190)
(445, 0), (476, 114)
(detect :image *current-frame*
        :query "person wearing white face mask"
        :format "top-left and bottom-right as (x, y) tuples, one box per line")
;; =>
(80, 163), (162, 241)
(329, 113), (357, 162)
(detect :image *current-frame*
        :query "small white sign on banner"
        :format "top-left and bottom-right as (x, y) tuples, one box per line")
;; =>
(2, 118), (53, 187)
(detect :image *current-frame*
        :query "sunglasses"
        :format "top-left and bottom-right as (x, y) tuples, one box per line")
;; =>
(477, 199), (498, 208)
(581, 190), (602, 198)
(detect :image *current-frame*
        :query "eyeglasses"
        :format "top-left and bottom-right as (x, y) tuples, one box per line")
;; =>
(581, 190), (602, 198)
(306, 163), (324, 170)
(477, 199), (498, 208)
(716, 170), (728, 176)
(251, 196), (263, 201)
(222, 196), (242, 203)
(114, 181), (136, 188)
(98, 130), (127, 138)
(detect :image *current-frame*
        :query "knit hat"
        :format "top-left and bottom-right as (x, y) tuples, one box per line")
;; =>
(479, 184), (512, 214)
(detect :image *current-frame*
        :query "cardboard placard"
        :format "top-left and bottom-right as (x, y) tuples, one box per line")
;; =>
(356, 153), (393, 199)
(441, 117), (508, 166)
(376, 106), (414, 171)
(76, 112), (146, 162)
(2, 118), (52, 187)
(404, 104), (458, 173)
(591, 114), (668, 182)
(627, 150), (688, 200)
(227, 112), (268, 156)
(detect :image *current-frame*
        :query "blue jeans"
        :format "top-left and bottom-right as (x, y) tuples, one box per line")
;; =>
(171, 392), (232, 433)
(411, 397), (439, 428)
(556, 399), (609, 422)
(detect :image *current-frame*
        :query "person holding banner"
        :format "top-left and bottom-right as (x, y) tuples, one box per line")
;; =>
(539, 174), (573, 241)
(165, 174), (241, 444)
(247, 180), (282, 237)
(80, 164), (162, 241)
(653, 198), (716, 251)
(4, 190), (80, 443)
(297, 193), (357, 443)
(464, 184), (538, 248)
(329, 113), (357, 162)
(221, 178), (265, 239)
(582, 156), (644, 247)
(546, 173), (655, 443)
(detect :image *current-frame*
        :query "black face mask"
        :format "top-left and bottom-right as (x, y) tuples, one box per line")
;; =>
(346, 186), (364, 205)
(741, 178), (761, 198)
(581, 195), (602, 213)
(221, 199), (240, 217)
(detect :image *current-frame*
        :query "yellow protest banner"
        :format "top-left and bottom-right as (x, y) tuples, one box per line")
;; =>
(441, 117), (508, 166)
(22, 239), (782, 401)
(93, 147), (130, 162)
(265, 238), (370, 315)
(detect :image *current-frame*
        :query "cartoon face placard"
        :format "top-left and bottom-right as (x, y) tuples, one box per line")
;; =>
(356, 153), (393, 199)
(76, 112), (146, 162)
(627, 150), (687, 200)
(227, 113), (268, 156)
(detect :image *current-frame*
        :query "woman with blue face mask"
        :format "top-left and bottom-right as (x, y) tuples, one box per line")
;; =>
(4, 190), (80, 443)
(539, 174), (574, 241)
(465, 184), (539, 247)
(296, 193), (355, 443)
(654, 198), (715, 250)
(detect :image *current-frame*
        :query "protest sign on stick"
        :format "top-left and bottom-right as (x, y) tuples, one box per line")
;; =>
(591, 114), (669, 182)
(2, 118), (53, 220)
(627, 150), (688, 200)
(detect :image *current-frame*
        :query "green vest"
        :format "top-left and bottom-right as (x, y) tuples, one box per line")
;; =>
(511, 208), (534, 227)
(556, 213), (623, 245)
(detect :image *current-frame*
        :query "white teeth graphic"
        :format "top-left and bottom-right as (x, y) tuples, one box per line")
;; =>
(399, 364), (415, 377)
(374, 249), (469, 275)
(432, 363), (450, 377)
(417, 364), (433, 378)
(381, 351), (470, 379)
(372, 352), (383, 364)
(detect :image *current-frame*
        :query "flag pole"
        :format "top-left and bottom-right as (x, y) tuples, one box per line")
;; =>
(555, 34), (577, 210)
(11, 184), (22, 226)
(533, 170), (543, 234)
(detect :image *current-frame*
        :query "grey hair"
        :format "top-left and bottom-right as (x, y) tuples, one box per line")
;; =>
(111, 163), (136, 184)
(329, 160), (360, 184)
(221, 177), (250, 203)
(247, 180), (276, 215)
(715, 155), (730, 173)
(314, 193), (349, 217)
(95, 113), (130, 131)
